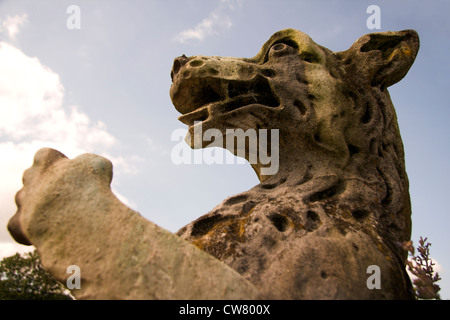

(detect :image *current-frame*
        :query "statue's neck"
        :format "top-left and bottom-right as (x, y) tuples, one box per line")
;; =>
(252, 151), (313, 185)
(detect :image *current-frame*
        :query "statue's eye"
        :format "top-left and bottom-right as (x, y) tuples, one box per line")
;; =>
(270, 42), (293, 52)
(265, 41), (297, 62)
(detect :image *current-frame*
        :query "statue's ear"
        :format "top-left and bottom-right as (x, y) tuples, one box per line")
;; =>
(339, 30), (419, 88)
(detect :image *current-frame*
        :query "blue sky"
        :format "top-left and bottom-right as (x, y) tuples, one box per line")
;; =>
(0, 0), (449, 299)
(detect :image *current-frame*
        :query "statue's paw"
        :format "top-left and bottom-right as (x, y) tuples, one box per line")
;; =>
(8, 148), (114, 246)
(8, 148), (68, 245)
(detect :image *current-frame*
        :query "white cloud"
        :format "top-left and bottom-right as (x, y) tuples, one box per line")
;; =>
(174, 0), (242, 43)
(0, 41), (138, 258)
(0, 14), (28, 40)
(0, 42), (117, 154)
(0, 242), (34, 260)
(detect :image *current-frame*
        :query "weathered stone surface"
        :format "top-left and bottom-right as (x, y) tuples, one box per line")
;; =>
(172, 28), (419, 299)
(8, 148), (259, 299)
(8, 28), (419, 300)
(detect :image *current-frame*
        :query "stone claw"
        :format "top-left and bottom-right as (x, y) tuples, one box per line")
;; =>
(32, 147), (68, 173)
(8, 202), (31, 245)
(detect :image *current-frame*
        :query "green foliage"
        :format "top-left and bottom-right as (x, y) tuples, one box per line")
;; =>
(402, 237), (441, 300)
(0, 250), (73, 300)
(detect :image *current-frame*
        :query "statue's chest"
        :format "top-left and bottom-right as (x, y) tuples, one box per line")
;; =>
(176, 190), (330, 265)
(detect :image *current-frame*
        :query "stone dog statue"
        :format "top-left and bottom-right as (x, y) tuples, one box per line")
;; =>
(8, 28), (419, 299)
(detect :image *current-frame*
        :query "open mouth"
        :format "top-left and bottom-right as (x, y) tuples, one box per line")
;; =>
(177, 75), (280, 127)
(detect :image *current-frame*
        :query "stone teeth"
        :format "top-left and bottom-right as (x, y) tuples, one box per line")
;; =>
(178, 106), (210, 126)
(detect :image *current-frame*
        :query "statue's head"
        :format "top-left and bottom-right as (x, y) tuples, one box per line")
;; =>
(171, 28), (418, 177)
(170, 28), (419, 249)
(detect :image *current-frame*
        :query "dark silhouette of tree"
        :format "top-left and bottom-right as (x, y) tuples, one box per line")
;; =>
(0, 250), (73, 300)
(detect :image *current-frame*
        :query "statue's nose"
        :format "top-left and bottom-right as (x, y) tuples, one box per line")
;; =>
(171, 55), (190, 81)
